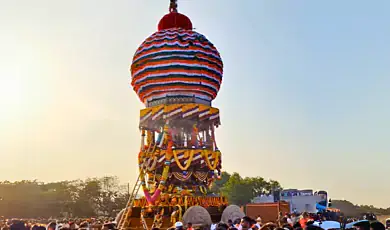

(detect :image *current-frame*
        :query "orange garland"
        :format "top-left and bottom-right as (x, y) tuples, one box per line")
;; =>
(133, 196), (227, 208)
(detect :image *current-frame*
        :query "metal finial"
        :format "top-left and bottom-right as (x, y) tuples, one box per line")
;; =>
(169, 0), (178, 12)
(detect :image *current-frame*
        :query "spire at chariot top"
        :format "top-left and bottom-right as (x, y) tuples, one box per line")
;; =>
(158, 0), (193, 31)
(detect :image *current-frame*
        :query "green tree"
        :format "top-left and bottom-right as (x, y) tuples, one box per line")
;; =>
(220, 173), (253, 206)
(244, 176), (268, 197)
(210, 171), (231, 194)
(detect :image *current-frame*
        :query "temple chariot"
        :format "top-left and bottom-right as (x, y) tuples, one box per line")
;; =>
(116, 1), (242, 229)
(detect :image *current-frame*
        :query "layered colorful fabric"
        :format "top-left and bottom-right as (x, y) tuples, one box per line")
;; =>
(130, 28), (223, 104)
(139, 103), (220, 127)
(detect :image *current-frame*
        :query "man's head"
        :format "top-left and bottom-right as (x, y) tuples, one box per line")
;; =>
(187, 222), (193, 229)
(234, 218), (241, 226)
(175, 221), (183, 230)
(69, 222), (76, 229)
(79, 221), (90, 230)
(353, 220), (370, 230)
(102, 223), (115, 230)
(241, 216), (254, 229)
(10, 221), (26, 230)
(304, 225), (324, 230)
(370, 221), (385, 230)
(216, 223), (229, 230)
(47, 222), (57, 230)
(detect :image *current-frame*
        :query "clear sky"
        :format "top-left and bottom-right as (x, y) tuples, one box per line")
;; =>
(1, 0), (389, 207)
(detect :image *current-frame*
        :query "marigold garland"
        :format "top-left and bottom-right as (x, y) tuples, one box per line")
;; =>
(193, 171), (208, 181)
(202, 150), (220, 170)
(133, 196), (227, 208)
(172, 171), (193, 181)
(170, 204), (182, 224)
(173, 149), (195, 170)
(199, 185), (207, 195)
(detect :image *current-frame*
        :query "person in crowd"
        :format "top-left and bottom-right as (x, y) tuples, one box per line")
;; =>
(233, 218), (242, 230)
(291, 213), (299, 226)
(280, 217), (289, 227)
(46, 222), (57, 230)
(292, 221), (301, 230)
(304, 225), (324, 230)
(241, 216), (254, 230)
(68, 222), (77, 230)
(78, 221), (89, 230)
(228, 220), (233, 228)
(211, 221), (218, 230)
(174, 221), (184, 230)
(10, 221), (26, 230)
(101, 223), (115, 230)
(353, 220), (370, 230)
(255, 217), (262, 229)
(260, 222), (277, 230)
(305, 221), (315, 228)
(370, 221), (385, 230)
(217, 223), (230, 230)
(286, 214), (293, 226)
(186, 222), (194, 230)
(299, 212), (309, 229)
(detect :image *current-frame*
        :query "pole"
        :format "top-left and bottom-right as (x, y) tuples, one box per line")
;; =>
(278, 200), (281, 227)
(127, 183), (130, 198)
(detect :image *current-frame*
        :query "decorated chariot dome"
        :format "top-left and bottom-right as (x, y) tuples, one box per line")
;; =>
(130, 1), (223, 107)
(118, 1), (226, 229)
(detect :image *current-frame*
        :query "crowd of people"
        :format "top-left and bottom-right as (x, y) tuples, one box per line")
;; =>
(211, 211), (386, 230)
(0, 212), (386, 230)
(0, 218), (116, 230)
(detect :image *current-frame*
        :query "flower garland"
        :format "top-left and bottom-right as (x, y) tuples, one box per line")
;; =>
(172, 171), (193, 181)
(193, 171), (208, 181)
(140, 124), (171, 205)
(133, 196), (228, 208)
(170, 204), (182, 224)
(199, 185), (208, 195)
(172, 149), (195, 171)
(202, 149), (220, 170)
(141, 162), (170, 205)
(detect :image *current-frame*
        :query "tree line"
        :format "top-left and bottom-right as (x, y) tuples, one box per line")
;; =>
(0, 176), (128, 218)
(0, 173), (388, 218)
(0, 172), (282, 218)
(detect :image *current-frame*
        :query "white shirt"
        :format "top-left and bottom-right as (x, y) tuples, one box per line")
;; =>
(287, 218), (293, 225)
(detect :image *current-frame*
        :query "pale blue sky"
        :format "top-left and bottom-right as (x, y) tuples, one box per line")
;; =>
(0, 0), (389, 207)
